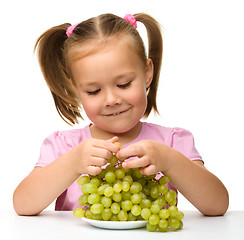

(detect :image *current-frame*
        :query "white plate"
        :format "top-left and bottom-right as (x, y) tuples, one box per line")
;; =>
(82, 217), (147, 229)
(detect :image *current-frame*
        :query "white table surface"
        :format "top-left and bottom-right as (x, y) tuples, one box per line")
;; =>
(1, 210), (243, 240)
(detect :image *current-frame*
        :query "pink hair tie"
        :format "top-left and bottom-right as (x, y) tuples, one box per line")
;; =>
(66, 23), (79, 37)
(123, 14), (137, 29)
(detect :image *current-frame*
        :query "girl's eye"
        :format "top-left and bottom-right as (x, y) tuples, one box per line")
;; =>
(117, 81), (132, 89)
(87, 89), (101, 95)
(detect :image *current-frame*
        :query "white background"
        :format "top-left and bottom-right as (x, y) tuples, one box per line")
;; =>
(1, 0), (243, 212)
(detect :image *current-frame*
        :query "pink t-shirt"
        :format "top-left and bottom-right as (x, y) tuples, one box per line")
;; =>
(35, 122), (202, 211)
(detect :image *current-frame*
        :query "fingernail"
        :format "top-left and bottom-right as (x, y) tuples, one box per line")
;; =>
(122, 162), (127, 168)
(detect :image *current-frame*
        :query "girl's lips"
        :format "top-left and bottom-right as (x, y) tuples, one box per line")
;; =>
(104, 108), (131, 116)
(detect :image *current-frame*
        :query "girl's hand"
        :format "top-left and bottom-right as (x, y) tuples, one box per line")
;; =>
(117, 140), (172, 175)
(71, 136), (121, 176)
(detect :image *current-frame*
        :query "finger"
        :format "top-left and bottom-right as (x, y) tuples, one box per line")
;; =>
(86, 166), (102, 176)
(140, 164), (157, 176)
(117, 144), (143, 161)
(89, 156), (108, 167)
(122, 156), (149, 169)
(91, 147), (113, 160)
(107, 136), (119, 144)
(94, 138), (121, 154)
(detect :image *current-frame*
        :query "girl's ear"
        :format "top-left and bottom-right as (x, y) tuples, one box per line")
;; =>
(145, 58), (154, 88)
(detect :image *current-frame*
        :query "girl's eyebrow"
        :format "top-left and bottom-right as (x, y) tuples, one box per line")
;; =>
(115, 71), (136, 79)
(78, 82), (98, 88)
(78, 71), (136, 88)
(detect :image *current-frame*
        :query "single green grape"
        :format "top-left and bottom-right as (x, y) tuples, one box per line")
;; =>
(113, 183), (122, 193)
(90, 203), (104, 214)
(175, 211), (184, 221)
(146, 222), (158, 232)
(105, 171), (116, 183)
(92, 213), (102, 220)
(84, 183), (98, 194)
(107, 156), (118, 169)
(78, 195), (88, 206)
(168, 218), (181, 230)
(110, 214), (119, 221)
(159, 209), (170, 219)
(164, 190), (173, 203)
(158, 219), (168, 229)
(168, 206), (178, 218)
(158, 226), (168, 232)
(111, 203), (120, 214)
(101, 196), (112, 208)
(90, 177), (100, 187)
(101, 208), (112, 221)
(176, 220), (183, 230)
(112, 192), (122, 202)
(149, 214), (160, 225)
(141, 208), (151, 220)
(159, 175), (170, 185)
(84, 209), (93, 219)
(131, 193), (142, 204)
(88, 193), (100, 204)
(122, 181), (130, 192)
(77, 176), (90, 185)
(115, 168), (125, 179)
(118, 210), (128, 221)
(121, 200), (133, 211)
(131, 205), (141, 216)
(130, 182), (142, 194)
(150, 185), (159, 199)
(104, 186), (114, 197)
(150, 203), (161, 214)
(122, 175), (133, 185)
(140, 198), (151, 208)
(158, 184), (168, 194)
(73, 207), (84, 218)
(128, 212), (137, 221)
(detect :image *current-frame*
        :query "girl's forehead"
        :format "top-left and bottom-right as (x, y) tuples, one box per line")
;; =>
(69, 38), (145, 83)
(67, 35), (139, 63)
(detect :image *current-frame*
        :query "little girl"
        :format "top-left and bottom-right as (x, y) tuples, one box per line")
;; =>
(13, 13), (228, 216)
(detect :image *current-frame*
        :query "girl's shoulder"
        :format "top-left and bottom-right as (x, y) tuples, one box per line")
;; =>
(142, 122), (202, 161)
(142, 122), (192, 138)
(42, 125), (91, 149)
(36, 125), (91, 168)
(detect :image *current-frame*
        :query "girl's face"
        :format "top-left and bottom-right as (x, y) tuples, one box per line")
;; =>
(70, 38), (153, 135)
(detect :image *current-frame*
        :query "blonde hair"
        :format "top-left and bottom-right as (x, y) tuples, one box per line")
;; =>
(34, 13), (163, 125)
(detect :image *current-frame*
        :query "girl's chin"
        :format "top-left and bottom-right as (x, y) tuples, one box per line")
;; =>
(96, 121), (141, 135)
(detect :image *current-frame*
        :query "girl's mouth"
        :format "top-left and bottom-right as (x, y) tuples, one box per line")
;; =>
(106, 108), (131, 116)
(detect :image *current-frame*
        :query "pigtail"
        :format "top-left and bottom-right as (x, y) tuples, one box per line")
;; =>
(34, 24), (82, 125)
(134, 13), (163, 117)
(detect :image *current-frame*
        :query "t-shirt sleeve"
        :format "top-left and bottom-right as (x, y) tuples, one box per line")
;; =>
(170, 128), (203, 162)
(35, 131), (72, 167)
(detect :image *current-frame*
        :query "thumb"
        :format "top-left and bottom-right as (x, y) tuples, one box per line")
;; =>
(107, 136), (119, 144)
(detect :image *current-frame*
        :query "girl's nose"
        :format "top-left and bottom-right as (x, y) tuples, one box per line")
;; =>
(105, 89), (121, 106)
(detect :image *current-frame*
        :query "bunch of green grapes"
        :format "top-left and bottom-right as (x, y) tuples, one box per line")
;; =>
(73, 142), (184, 232)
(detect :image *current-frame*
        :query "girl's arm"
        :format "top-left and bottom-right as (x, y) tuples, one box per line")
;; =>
(117, 140), (229, 216)
(13, 137), (120, 216)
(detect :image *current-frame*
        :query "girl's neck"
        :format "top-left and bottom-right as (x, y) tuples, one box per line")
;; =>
(89, 121), (142, 145)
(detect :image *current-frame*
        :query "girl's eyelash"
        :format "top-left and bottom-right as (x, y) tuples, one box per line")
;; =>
(86, 81), (131, 95)
(87, 89), (101, 95)
(117, 81), (132, 88)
